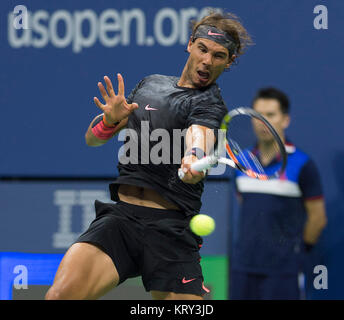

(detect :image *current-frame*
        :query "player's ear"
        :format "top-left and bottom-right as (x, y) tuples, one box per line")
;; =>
(282, 114), (291, 129)
(225, 54), (236, 69)
(187, 36), (194, 53)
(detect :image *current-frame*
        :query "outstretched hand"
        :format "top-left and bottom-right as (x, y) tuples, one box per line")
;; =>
(94, 73), (139, 124)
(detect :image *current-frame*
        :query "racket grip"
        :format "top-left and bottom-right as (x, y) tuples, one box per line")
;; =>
(178, 156), (217, 180)
(178, 168), (185, 180)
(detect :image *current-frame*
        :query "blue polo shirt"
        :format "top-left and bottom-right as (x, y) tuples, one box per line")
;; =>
(231, 141), (323, 275)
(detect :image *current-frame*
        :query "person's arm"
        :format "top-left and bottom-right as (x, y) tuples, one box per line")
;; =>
(180, 124), (215, 184)
(85, 115), (128, 147)
(85, 73), (138, 147)
(298, 158), (327, 250)
(303, 198), (327, 246)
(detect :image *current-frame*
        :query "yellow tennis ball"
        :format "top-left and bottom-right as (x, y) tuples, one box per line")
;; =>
(190, 214), (215, 236)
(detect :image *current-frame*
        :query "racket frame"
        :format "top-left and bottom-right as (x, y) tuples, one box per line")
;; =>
(178, 107), (287, 180)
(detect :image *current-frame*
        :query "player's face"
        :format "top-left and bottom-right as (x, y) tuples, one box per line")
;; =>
(183, 38), (232, 88)
(252, 99), (290, 143)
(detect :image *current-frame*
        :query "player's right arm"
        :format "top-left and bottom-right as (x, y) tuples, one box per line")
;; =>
(85, 73), (139, 147)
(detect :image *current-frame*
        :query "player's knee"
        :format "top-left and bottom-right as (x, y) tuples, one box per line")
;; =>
(45, 282), (81, 300)
(45, 286), (64, 300)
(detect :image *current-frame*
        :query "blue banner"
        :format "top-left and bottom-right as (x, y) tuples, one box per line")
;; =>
(0, 179), (231, 255)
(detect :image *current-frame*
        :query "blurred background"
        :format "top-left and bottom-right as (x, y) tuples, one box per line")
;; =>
(0, 0), (343, 299)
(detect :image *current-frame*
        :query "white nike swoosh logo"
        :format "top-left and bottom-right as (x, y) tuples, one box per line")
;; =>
(145, 104), (158, 111)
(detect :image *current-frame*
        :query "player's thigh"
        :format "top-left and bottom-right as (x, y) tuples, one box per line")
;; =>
(151, 291), (203, 300)
(45, 242), (119, 300)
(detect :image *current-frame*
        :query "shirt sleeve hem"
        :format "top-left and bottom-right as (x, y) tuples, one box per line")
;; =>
(304, 195), (324, 201)
(187, 121), (218, 130)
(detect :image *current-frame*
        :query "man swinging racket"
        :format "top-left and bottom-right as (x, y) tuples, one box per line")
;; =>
(46, 11), (251, 300)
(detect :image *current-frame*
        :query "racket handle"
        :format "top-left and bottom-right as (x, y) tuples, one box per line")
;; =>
(178, 169), (186, 180)
(178, 156), (218, 180)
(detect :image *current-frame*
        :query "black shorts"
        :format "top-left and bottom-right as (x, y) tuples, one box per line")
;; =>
(75, 200), (209, 296)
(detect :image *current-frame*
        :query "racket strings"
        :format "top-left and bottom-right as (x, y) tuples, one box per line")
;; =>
(226, 113), (284, 179)
(247, 150), (265, 174)
(228, 139), (249, 169)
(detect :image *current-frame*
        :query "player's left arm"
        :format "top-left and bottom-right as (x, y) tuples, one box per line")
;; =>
(85, 74), (138, 147)
(180, 124), (216, 184)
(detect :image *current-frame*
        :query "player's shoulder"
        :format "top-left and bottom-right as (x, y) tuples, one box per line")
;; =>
(199, 82), (223, 99)
(192, 82), (226, 109)
(209, 82), (224, 97)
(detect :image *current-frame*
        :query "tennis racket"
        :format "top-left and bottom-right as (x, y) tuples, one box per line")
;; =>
(178, 107), (287, 180)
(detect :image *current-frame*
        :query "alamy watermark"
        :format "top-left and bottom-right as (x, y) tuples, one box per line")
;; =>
(116, 123), (227, 176)
(313, 5), (328, 30)
(313, 264), (328, 290)
(13, 265), (28, 289)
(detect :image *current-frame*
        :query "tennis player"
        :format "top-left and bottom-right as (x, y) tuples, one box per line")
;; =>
(45, 11), (251, 300)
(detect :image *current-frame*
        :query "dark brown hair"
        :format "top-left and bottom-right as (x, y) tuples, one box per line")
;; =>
(191, 10), (253, 60)
(253, 87), (290, 114)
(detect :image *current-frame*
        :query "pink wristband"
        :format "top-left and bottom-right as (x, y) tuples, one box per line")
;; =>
(91, 116), (118, 140)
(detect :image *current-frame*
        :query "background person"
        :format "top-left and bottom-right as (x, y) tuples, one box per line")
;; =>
(229, 87), (327, 300)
